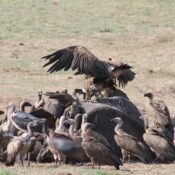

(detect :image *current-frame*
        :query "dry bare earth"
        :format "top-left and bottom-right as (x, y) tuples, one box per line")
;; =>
(0, 0), (175, 174)
(0, 162), (175, 175)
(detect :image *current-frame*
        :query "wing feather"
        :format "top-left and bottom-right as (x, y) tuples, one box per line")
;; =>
(111, 64), (135, 87)
(42, 46), (110, 78)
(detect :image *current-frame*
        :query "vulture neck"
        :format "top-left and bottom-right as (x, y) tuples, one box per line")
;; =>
(142, 116), (149, 130)
(38, 94), (42, 101)
(58, 115), (66, 132)
(27, 124), (33, 138)
(42, 121), (49, 137)
(74, 114), (82, 131)
(147, 94), (154, 104)
(69, 121), (76, 136)
(114, 119), (123, 134)
(3, 115), (12, 132)
(3, 105), (16, 132)
(81, 115), (87, 131)
(20, 101), (32, 112)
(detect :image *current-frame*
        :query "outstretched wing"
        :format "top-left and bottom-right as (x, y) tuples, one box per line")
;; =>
(111, 64), (135, 87)
(42, 46), (111, 78)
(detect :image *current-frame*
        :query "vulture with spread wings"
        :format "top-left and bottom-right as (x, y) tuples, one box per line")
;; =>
(42, 46), (135, 99)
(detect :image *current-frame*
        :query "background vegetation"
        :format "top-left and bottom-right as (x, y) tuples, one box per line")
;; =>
(0, 0), (175, 174)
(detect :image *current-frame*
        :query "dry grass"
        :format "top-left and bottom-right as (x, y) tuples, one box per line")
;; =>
(0, 0), (175, 174)
(0, 162), (175, 175)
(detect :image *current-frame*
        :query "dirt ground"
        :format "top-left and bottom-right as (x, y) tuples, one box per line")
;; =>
(0, 1), (175, 175)
(0, 161), (175, 175)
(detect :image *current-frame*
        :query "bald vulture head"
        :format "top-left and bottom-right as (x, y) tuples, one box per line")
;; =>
(111, 117), (123, 125)
(82, 123), (94, 133)
(144, 92), (153, 101)
(111, 117), (123, 132)
(37, 90), (43, 97)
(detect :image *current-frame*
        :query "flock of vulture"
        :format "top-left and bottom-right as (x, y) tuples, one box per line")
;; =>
(0, 46), (175, 170)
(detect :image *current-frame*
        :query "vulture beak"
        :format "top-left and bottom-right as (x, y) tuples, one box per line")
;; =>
(144, 92), (151, 97)
(0, 111), (4, 115)
(144, 93), (148, 97)
(63, 120), (70, 128)
(144, 92), (153, 100)
(110, 117), (121, 123)
(32, 120), (39, 127)
(36, 118), (47, 125)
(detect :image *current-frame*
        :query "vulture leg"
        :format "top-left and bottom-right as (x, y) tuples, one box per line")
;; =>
(121, 149), (127, 163)
(91, 157), (95, 169)
(128, 154), (131, 164)
(58, 155), (62, 166)
(27, 152), (31, 166)
(20, 158), (24, 166)
(53, 155), (58, 166)
(85, 89), (91, 101)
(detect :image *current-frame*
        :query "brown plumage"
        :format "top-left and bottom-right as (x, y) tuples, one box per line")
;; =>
(34, 90), (45, 109)
(38, 118), (87, 165)
(44, 91), (78, 107)
(42, 46), (135, 99)
(85, 77), (129, 99)
(0, 103), (16, 153)
(143, 124), (175, 162)
(5, 122), (37, 166)
(111, 117), (151, 163)
(63, 118), (88, 162)
(144, 92), (173, 141)
(81, 123), (122, 169)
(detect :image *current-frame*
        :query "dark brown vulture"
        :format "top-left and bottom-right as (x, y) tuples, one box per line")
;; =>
(111, 117), (152, 163)
(42, 46), (135, 99)
(143, 125), (175, 162)
(81, 123), (122, 169)
(44, 91), (78, 107)
(144, 92), (174, 142)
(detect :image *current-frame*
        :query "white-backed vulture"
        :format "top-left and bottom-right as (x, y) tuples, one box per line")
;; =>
(5, 122), (37, 166)
(81, 123), (122, 169)
(42, 46), (135, 100)
(63, 118), (88, 162)
(141, 115), (175, 162)
(34, 90), (45, 109)
(38, 118), (87, 165)
(144, 92), (174, 142)
(55, 115), (68, 133)
(143, 125), (175, 162)
(111, 117), (152, 163)
(0, 103), (17, 153)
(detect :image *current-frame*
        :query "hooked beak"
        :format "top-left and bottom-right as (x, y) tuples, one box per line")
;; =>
(110, 118), (120, 123)
(32, 120), (39, 127)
